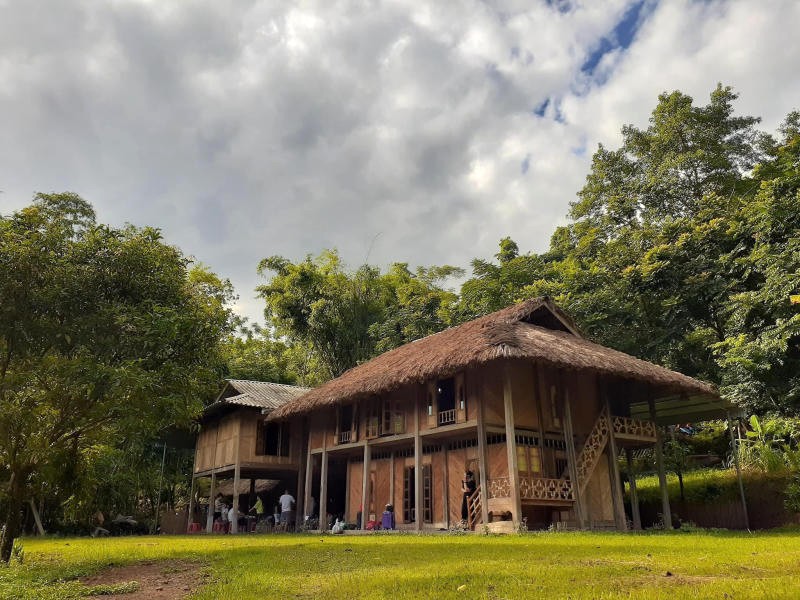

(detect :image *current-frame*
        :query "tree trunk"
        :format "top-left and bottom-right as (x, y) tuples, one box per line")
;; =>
(1, 471), (25, 563)
(678, 471), (685, 502)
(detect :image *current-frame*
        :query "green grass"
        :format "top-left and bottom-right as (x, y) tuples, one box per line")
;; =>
(632, 467), (788, 504)
(3, 530), (800, 599)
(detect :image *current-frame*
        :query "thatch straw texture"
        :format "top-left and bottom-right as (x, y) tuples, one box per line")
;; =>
(268, 297), (717, 420)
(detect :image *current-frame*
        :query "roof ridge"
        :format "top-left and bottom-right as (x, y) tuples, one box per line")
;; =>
(226, 378), (311, 390)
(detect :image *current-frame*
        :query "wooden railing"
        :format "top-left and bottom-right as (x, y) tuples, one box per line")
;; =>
(487, 477), (575, 502)
(612, 416), (656, 440)
(338, 430), (351, 444)
(467, 485), (482, 529)
(438, 409), (456, 425)
(519, 477), (575, 501)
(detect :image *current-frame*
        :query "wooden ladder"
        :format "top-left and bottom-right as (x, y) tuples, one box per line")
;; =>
(467, 485), (482, 530)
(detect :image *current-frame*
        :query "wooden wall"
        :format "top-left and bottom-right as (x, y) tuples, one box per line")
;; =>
(194, 411), (240, 472)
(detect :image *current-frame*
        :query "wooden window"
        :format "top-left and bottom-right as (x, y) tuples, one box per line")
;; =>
(455, 373), (467, 423)
(422, 464), (432, 523)
(264, 422), (290, 457)
(382, 399), (405, 435)
(517, 445), (543, 479)
(338, 404), (355, 444)
(365, 398), (381, 439)
(403, 466), (415, 522)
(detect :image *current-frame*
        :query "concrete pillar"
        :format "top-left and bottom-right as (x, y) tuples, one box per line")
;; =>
(320, 449), (329, 530)
(625, 448), (642, 530)
(414, 393), (423, 531)
(206, 473), (216, 533)
(476, 389), (490, 526)
(231, 464), (240, 534)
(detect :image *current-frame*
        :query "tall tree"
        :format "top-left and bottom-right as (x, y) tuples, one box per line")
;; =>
(257, 251), (461, 381)
(0, 193), (235, 561)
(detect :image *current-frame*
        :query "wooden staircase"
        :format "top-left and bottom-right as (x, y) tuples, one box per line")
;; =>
(466, 485), (482, 530)
(574, 405), (611, 494)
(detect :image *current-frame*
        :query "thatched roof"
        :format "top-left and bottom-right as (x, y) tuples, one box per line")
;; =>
(204, 379), (310, 418)
(268, 297), (719, 421)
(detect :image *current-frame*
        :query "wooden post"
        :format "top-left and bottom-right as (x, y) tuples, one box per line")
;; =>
(361, 443), (371, 530)
(319, 450), (329, 530)
(206, 473), (216, 533)
(476, 386), (490, 526)
(625, 449), (642, 531)
(533, 364), (549, 475)
(187, 476), (197, 533)
(562, 390), (586, 528)
(728, 413), (750, 531)
(442, 444), (450, 528)
(502, 364), (522, 529)
(604, 393), (627, 531)
(389, 451), (395, 511)
(295, 426), (306, 532)
(414, 390), (423, 531)
(648, 398), (672, 529)
(231, 464), (241, 534)
(303, 434), (313, 521)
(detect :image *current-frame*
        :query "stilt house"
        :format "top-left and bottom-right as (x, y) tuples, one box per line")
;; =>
(192, 298), (731, 532)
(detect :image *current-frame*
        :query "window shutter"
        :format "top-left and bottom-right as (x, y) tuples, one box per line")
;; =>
(455, 373), (466, 423)
(426, 382), (437, 427)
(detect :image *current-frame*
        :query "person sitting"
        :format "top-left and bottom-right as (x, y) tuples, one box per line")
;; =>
(380, 504), (395, 530)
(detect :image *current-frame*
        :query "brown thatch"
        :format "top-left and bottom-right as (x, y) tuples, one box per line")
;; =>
(268, 297), (718, 421)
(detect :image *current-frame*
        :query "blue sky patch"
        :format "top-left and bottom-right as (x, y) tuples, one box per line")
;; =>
(581, 0), (648, 78)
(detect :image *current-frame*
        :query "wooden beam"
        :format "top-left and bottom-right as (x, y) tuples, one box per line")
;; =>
(625, 448), (642, 531)
(206, 473), (216, 533)
(361, 443), (371, 530)
(231, 463), (241, 533)
(319, 449), (329, 531)
(303, 429), (313, 523)
(728, 413), (750, 531)
(562, 389), (586, 528)
(475, 382), (489, 526)
(649, 398), (672, 529)
(604, 390), (627, 531)
(414, 388), (423, 531)
(502, 364), (522, 529)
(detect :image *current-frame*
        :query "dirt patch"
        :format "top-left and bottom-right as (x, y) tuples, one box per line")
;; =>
(80, 560), (208, 599)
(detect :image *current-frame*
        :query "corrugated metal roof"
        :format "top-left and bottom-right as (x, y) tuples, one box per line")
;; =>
(206, 380), (311, 415)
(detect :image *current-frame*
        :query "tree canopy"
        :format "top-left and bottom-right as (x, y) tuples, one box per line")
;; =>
(0, 193), (236, 560)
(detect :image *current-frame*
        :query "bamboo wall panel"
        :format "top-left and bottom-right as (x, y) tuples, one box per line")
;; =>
(373, 458), (391, 517)
(510, 361), (538, 430)
(487, 444), (508, 480)
(480, 363), (505, 425)
(584, 451), (614, 523)
(347, 460), (363, 522)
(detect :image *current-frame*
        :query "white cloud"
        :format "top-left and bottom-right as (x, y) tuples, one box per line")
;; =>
(1, 0), (798, 325)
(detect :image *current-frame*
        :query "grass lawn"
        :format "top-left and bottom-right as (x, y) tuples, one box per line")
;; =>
(3, 529), (800, 599)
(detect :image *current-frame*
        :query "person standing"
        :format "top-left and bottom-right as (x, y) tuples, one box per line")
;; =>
(279, 489), (296, 529)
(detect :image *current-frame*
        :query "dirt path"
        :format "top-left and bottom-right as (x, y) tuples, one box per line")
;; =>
(80, 560), (208, 599)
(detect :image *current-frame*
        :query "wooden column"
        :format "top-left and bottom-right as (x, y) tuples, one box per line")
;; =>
(319, 450), (329, 530)
(625, 448), (642, 531)
(414, 391), (423, 531)
(604, 394), (627, 531)
(206, 473), (216, 533)
(728, 413), (750, 531)
(502, 364), (522, 528)
(389, 451), (395, 510)
(303, 434), (313, 521)
(187, 476), (197, 532)
(442, 444), (450, 528)
(533, 364), (549, 475)
(231, 464), (241, 534)
(476, 386), (490, 526)
(649, 398), (672, 529)
(563, 390), (586, 528)
(361, 442), (371, 530)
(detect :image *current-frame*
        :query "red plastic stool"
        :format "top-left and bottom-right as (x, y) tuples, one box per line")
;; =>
(187, 522), (202, 534)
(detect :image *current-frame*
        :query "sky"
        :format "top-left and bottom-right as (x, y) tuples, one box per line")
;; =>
(2, 0), (799, 325)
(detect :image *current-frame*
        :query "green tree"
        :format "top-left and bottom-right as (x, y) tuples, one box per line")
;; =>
(0, 193), (235, 561)
(257, 251), (462, 380)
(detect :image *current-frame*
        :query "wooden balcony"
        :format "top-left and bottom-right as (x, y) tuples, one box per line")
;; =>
(338, 430), (352, 444)
(438, 409), (456, 425)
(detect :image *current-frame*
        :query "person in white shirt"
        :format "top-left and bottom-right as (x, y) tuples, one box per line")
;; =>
(278, 489), (296, 529)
